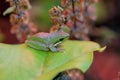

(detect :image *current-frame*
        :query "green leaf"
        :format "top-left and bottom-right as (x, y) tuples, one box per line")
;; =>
(0, 40), (105, 80)
(3, 6), (15, 16)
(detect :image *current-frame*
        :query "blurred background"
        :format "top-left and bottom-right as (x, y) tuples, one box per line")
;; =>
(0, 0), (120, 80)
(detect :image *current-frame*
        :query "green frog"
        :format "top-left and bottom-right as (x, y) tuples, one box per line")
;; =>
(25, 31), (69, 52)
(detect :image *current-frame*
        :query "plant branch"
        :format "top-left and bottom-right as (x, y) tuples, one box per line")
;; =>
(71, 0), (77, 29)
(14, 0), (20, 16)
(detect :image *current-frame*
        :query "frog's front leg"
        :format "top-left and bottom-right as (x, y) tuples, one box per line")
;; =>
(49, 44), (60, 52)
(54, 41), (62, 46)
(26, 40), (49, 51)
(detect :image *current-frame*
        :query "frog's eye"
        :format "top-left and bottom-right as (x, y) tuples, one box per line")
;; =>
(59, 38), (64, 41)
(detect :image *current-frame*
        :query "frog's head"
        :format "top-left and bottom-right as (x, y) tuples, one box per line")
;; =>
(54, 31), (69, 42)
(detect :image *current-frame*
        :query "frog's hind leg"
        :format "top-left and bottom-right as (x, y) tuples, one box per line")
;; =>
(25, 40), (49, 51)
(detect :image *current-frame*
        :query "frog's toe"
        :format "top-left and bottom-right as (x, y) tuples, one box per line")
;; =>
(58, 48), (64, 52)
(53, 48), (64, 52)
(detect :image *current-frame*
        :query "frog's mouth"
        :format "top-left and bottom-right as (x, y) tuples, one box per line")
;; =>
(54, 36), (69, 46)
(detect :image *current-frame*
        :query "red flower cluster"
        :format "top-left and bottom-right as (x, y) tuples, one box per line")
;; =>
(49, 6), (69, 33)
(5, 0), (37, 42)
(50, 0), (98, 40)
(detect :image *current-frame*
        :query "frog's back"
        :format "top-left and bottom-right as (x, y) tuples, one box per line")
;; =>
(28, 32), (53, 44)
(35, 32), (51, 38)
